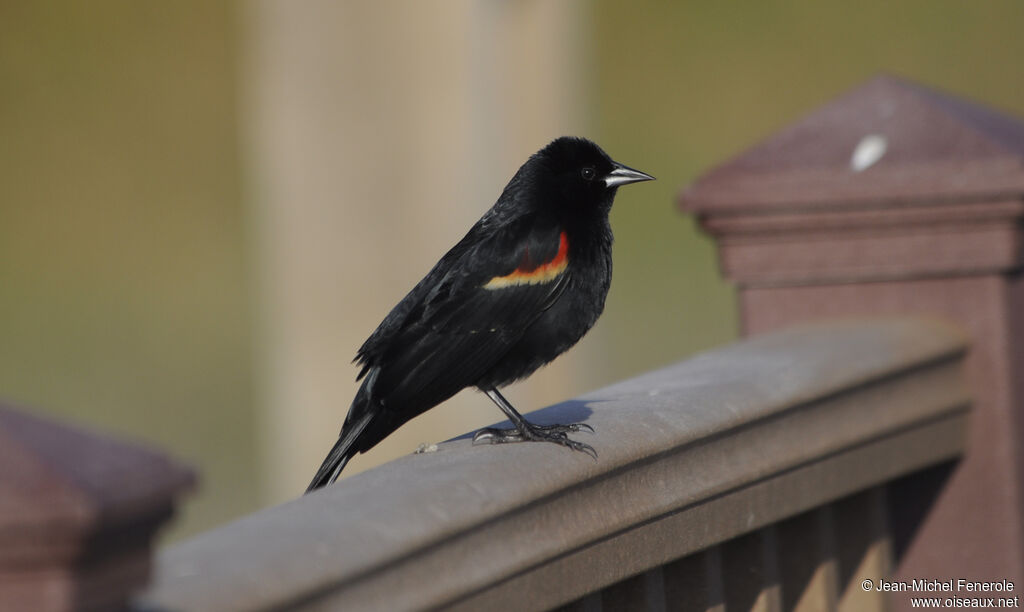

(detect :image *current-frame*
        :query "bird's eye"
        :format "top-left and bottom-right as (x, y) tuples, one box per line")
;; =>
(581, 167), (597, 181)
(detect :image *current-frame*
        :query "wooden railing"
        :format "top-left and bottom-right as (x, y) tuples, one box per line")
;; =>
(139, 316), (969, 611)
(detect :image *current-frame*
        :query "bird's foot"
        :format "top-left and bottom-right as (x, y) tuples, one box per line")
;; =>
(472, 422), (597, 459)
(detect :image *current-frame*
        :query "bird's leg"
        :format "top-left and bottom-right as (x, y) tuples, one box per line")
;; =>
(472, 388), (597, 459)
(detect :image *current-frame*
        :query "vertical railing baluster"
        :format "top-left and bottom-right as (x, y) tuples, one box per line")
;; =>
(706, 546), (726, 612)
(777, 507), (840, 610)
(834, 487), (893, 611)
(601, 573), (649, 611)
(722, 527), (782, 611)
(555, 592), (603, 612)
(663, 546), (725, 611)
(642, 566), (668, 612)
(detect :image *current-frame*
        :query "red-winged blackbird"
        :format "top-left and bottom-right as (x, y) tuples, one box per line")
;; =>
(306, 137), (653, 492)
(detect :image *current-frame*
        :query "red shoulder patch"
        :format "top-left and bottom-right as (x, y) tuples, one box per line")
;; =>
(484, 231), (568, 289)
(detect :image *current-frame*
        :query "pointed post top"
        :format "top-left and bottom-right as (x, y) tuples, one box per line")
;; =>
(680, 75), (1024, 212)
(0, 403), (195, 611)
(0, 405), (194, 533)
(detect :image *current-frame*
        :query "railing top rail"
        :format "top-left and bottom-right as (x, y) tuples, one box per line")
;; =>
(142, 316), (969, 612)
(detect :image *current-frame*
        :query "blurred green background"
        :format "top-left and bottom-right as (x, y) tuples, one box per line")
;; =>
(0, 2), (257, 536)
(1, 1), (1022, 541)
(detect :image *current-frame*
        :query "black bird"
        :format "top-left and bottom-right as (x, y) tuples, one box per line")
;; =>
(306, 137), (653, 492)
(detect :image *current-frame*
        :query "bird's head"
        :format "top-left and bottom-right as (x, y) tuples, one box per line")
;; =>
(531, 136), (654, 212)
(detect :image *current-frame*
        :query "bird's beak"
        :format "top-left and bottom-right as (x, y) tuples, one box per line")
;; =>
(603, 162), (656, 188)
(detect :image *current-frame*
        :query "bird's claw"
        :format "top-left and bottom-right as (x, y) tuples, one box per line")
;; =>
(472, 427), (515, 444)
(555, 435), (598, 459)
(532, 422), (594, 435)
(471, 422), (598, 460)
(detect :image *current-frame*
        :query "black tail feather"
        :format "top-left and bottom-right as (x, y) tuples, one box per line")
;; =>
(305, 410), (374, 493)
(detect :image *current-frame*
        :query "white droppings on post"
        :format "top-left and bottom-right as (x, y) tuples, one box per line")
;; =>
(850, 134), (888, 172)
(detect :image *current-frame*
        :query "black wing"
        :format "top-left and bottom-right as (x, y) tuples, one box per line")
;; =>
(347, 211), (570, 433)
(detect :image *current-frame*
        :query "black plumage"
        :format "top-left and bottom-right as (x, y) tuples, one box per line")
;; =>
(306, 137), (653, 492)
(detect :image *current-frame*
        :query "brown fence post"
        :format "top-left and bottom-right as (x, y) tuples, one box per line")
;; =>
(0, 403), (194, 612)
(681, 75), (1024, 595)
